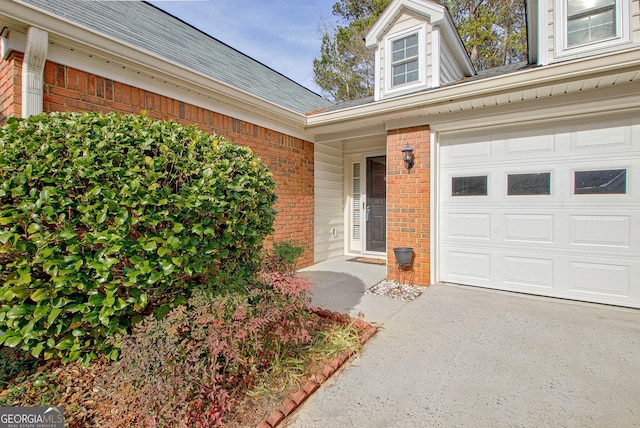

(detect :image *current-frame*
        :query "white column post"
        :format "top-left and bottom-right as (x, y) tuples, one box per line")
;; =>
(22, 26), (49, 118)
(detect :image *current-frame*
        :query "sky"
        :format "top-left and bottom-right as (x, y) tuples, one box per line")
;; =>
(146, 0), (338, 95)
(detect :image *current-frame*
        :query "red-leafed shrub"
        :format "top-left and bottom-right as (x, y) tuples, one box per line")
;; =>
(97, 270), (314, 427)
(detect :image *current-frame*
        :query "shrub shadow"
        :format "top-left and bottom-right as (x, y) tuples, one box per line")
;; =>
(299, 270), (366, 314)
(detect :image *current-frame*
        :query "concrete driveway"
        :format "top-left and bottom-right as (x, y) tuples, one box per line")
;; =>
(290, 257), (640, 427)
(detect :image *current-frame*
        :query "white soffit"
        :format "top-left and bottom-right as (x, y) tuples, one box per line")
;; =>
(307, 49), (640, 139)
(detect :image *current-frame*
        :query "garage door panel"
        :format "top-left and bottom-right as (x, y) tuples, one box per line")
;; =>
(505, 134), (554, 155)
(446, 251), (491, 282)
(570, 215), (631, 247)
(574, 125), (631, 149)
(569, 261), (630, 298)
(447, 213), (491, 240)
(443, 210), (637, 252)
(439, 115), (640, 308)
(504, 256), (554, 289)
(445, 140), (490, 161)
(504, 214), (554, 243)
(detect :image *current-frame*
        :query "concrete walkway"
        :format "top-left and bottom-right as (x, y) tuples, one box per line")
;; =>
(291, 257), (640, 427)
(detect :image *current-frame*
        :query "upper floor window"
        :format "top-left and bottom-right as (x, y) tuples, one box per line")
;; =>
(391, 33), (419, 87)
(555, 0), (629, 58)
(567, 0), (616, 47)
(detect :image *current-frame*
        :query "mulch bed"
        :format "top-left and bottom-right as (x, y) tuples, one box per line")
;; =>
(0, 309), (377, 428)
(255, 307), (377, 428)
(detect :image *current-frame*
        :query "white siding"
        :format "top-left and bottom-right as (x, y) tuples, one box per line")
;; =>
(440, 41), (465, 85)
(314, 137), (388, 261)
(345, 137), (386, 155)
(314, 142), (345, 262)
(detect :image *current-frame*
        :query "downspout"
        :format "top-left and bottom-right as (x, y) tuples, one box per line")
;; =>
(22, 26), (48, 117)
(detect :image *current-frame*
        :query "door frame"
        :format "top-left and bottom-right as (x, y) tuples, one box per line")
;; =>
(344, 151), (388, 257)
(363, 153), (387, 255)
(345, 154), (363, 254)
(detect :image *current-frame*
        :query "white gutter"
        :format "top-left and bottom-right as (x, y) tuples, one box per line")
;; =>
(21, 25), (47, 117)
(306, 48), (640, 127)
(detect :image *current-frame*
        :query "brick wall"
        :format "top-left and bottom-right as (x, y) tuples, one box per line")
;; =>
(0, 52), (22, 124)
(386, 126), (431, 286)
(1, 57), (315, 267)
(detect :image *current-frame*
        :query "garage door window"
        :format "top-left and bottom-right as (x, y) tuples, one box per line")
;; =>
(508, 172), (551, 195)
(452, 176), (487, 196)
(574, 169), (626, 194)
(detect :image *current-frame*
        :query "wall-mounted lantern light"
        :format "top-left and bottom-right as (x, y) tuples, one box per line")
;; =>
(402, 143), (415, 171)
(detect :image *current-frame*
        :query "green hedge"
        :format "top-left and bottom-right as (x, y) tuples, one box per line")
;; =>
(0, 112), (277, 363)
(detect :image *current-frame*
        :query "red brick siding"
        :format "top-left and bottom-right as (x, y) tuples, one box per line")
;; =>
(2, 57), (314, 266)
(386, 126), (430, 285)
(0, 52), (23, 125)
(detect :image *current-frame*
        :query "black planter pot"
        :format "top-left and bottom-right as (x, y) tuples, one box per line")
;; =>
(393, 247), (414, 268)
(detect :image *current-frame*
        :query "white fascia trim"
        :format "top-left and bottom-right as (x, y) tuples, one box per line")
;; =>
(1, 0), (312, 140)
(306, 48), (640, 127)
(427, 82), (640, 134)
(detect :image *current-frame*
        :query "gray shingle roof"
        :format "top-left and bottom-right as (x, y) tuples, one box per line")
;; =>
(17, 0), (333, 114)
(322, 61), (533, 113)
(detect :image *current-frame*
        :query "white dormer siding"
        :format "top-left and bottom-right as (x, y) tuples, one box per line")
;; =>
(439, 36), (467, 84)
(366, 0), (474, 101)
(530, 0), (639, 65)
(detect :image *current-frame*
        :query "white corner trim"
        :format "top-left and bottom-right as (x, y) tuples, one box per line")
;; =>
(430, 129), (438, 285)
(537, 0), (548, 66)
(22, 26), (48, 117)
(431, 26), (441, 88)
(374, 47), (381, 101)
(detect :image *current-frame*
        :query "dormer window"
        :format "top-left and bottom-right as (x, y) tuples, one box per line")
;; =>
(382, 24), (427, 96)
(392, 33), (419, 86)
(567, 0), (616, 47)
(365, 1), (474, 101)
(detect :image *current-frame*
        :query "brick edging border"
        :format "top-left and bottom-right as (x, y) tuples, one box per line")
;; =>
(256, 307), (378, 428)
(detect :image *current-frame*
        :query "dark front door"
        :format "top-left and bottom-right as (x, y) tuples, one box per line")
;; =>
(366, 156), (386, 252)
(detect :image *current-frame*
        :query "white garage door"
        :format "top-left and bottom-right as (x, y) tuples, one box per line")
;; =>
(438, 115), (640, 308)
